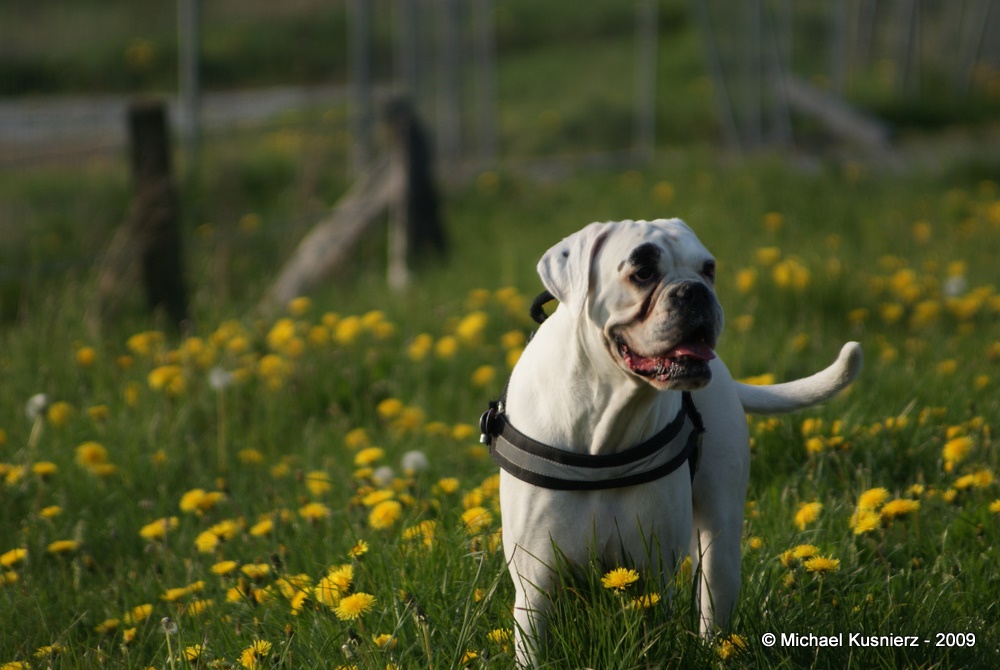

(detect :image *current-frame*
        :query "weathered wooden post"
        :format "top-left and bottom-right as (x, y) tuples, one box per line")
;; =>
(262, 97), (446, 309)
(385, 96), (446, 290)
(90, 100), (188, 334)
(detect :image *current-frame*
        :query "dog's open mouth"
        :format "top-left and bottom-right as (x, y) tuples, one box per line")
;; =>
(615, 332), (716, 384)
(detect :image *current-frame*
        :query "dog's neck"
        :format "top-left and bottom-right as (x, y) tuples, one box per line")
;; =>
(505, 307), (684, 456)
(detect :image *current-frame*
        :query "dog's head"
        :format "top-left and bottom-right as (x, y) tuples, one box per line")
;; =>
(538, 219), (723, 391)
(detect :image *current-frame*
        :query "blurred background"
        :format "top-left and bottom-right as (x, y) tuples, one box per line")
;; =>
(1, 0), (999, 325)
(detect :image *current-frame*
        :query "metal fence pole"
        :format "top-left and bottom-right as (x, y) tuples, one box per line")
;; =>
(350, 0), (375, 173)
(474, 0), (498, 166)
(177, 0), (201, 178)
(634, 0), (658, 160)
(437, 0), (463, 167)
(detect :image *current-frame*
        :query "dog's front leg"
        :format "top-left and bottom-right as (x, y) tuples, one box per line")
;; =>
(509, 556), (556, 667)
(689, 515), (742, 635)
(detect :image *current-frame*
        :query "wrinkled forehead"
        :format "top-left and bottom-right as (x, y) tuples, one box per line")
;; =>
(598, 219), (711, 271)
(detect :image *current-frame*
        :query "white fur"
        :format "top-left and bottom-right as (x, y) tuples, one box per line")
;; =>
(500, 219), (861, 665)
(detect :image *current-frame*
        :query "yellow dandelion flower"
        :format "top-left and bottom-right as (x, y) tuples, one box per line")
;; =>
(989, 500), (1000, 513)
(124, 603), (152, 624)
(858, 487), (890, 510)
(334, 592), (377, 621)
(1, 548), (27, 568)
(241, 563), (270, 581)
(345, 427), (370, 449)
(628, 593), (662, 610)
(369, 500), (403, 530)
(139, 516), (179, 541)
(238, 448), (265, 464)
(487, 628), (513, 650)
(601, 567), (640, 591)
(804, 436), (826, 454)
(305, 470), (332, 496)
(434, 477), (461, 495)
(354, 447), (385, 466)
(249, 518), (274, 537)
(407, 333), (434, 361)
(179, 488), (225, 515)
(361, 489), (395, 507)
(392, 405), (425, 432)
(46, 401), (75, 427)
(794, 502), (822, 530)
(148, 365), (185, 394)
(211, 560), (239, 576)
(313, 576), (342, 608)
(377, 397), (404, 420)
(239, 640), (272, 669)
(880, 498), (920, 520)
(942, 435), (973, 469)
(461, 506), (492, 533)
(75, 441), (108, 470)
(403, 519), (437, 547)
(326, 564), (354, 593)
(471, 364), (496, 388)
(299, 502), (331, 523)
(86, 405), (110, 421)
(971, 468), (994, 488)
(762, 211), (784, 232)
(75, 346), (97, 367)
(373, 633), (397, 650)
(452, 423), (477, 441)
(349, 540), (369, 558)
(94, 618), (120, 635)
(740, 373), (774, 386)
(287, 296), (311, 316)
(791, 544), (819, 560)
(434, 335), (459, 359)
(851, 509), (881, 535)
(455, 311), (489, 345)
(734, 268), (757, 294)
(755, 246), (781, 266)
(331, 315), (359, 345)
(184, 644), (206, 661)
(717, 633), (748, 659)
(803, 556), (840, 574)
(47, 540), (80, 555)
(290, 589), (311, 614)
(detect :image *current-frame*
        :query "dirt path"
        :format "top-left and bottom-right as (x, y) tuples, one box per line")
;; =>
(0, 85), (349, 165)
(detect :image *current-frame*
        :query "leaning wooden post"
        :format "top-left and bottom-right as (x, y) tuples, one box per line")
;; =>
(89, 100), (188, 334)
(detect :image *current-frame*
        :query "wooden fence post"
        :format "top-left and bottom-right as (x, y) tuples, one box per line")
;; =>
(89, 100), (188, 334)
(262, 97), (446, 309)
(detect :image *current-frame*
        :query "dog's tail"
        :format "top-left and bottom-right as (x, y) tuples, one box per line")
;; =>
(736, 342), (862, 414)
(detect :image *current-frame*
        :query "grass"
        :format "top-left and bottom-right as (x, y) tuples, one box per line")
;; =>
(2, 149), (1000, 668)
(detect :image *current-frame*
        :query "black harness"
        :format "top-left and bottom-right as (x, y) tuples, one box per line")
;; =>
(480, 292), (704, 491)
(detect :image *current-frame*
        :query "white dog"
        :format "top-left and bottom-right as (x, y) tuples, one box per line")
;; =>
(481, 219), (862, 665)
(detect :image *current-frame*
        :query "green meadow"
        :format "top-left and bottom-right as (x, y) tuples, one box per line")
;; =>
(3, 152), (1000, 668)
(3, 1), (1000, 668)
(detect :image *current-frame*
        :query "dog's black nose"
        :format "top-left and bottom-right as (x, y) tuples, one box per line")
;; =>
(668, 281), (713, 311)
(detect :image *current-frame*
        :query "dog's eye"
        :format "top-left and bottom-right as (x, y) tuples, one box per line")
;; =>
(630, 266), (658, 285)
(702, 261), (716, 282)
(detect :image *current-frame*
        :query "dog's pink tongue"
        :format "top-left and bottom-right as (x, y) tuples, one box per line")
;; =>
(671, 342), (716, 361)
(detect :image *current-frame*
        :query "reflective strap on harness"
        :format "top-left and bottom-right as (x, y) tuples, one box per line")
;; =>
(484, 392), (704, 491)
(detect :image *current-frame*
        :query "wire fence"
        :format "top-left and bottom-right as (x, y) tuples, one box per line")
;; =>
(2, 0), (998, 170)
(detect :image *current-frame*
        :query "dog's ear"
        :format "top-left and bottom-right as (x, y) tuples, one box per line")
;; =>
(537, 221), (613, 314)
